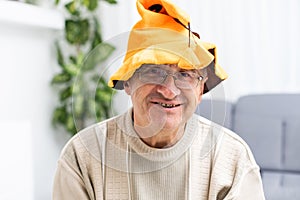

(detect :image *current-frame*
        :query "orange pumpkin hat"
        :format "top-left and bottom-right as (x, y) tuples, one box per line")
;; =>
(108, 0), (227, 93)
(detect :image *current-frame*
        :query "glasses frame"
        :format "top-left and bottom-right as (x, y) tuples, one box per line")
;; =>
(135, 65), (204, 89)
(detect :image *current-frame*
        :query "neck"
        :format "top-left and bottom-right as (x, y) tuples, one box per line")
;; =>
(134, 124), (185, 148)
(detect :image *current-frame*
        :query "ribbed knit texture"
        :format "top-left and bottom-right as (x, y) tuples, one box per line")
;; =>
(53, 109), (265, 200)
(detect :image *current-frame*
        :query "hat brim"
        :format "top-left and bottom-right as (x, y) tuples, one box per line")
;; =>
(111, 60), (226, 94)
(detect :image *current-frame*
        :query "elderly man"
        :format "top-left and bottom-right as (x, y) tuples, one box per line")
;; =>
(53, 0), (265, 199)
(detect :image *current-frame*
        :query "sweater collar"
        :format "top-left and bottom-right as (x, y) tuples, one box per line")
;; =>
(116, 108), (200, 163)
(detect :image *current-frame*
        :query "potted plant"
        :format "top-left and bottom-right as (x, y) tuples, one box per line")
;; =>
(52, 0), (117, 135)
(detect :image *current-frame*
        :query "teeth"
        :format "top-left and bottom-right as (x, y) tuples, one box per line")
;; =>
(159, 103), (178, 108)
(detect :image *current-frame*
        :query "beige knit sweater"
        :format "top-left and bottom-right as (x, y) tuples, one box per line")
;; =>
(53, 110), (265, 200)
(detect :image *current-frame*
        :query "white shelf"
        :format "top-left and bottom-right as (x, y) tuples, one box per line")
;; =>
(0, 0), (64, 30)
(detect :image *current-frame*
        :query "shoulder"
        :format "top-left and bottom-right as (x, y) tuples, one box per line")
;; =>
(192, 114), (258, 167)
(58, 115), (122, 165)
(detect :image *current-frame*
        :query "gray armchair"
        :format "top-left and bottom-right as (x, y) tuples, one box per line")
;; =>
(233, 94), (300, 200)
(196, 94), (300, 200)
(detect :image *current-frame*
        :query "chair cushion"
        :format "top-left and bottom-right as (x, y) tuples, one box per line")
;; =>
(284, 119), (300, 171)
(234, 114), (283, 169)
(195, 99), (232, 129)
(262, 171), (300, 200)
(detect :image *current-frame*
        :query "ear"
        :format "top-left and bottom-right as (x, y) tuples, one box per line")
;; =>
(124, 81), (131, 95)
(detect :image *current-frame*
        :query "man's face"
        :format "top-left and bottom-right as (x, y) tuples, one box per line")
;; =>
(124, 64), (206, 136)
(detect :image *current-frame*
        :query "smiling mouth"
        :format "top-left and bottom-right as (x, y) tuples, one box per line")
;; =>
(154, 102), (181, 108)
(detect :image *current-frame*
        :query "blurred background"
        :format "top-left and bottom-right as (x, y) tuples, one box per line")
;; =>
(0, 0), (299, 199)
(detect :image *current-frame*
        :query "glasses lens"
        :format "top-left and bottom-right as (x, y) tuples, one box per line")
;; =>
(174, 71), (199, 88)
(136, 65), (201, 89)
(139, 67), (166, 84)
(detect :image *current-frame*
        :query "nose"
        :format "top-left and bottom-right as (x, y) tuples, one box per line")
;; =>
(156, 75), (181, 99)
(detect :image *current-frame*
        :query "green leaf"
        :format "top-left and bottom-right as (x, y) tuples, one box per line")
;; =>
(93, 17), (101, 32)
(52, 106), (67, 125)
(95, 78), (115, 113)
(72, 79), (83, 95)
(69, 56), (77, 64)
(96, 89), (113, 104)
(65, 1), (80, 16)
(77, 51), (85, 65)
(83, 43), (115, 71)
(95, 96), (112, 120)
(94, 43), (115, 62)
(65, 19), (90, 45)
(55, 0), (60, 5)
(83, 0), (98, 11)
(103, 0), (117, 4)
(64, 63), (80, 76)
(98, 77), (112, 91)
(95, 104), (104, 121)
(69, 51), (85, 65)
(51, 73), (72, 84)
(56, 43), (65, 67)
(73, 94), (85, 116)
(60, 86), (73, 101)
(88, 98), (96, 117)
(66, 115), (77, 134)
(91, 17), (102, 49)
(91, 31), (102, 50)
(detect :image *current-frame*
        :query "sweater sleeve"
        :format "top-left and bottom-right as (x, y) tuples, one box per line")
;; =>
(224, 144), (266, 200)
(52, 158), (91, 200)
(233, 167), (265, 200)
(216, 132), (266, 200)
(53, 123), (107, 200)
(52, 134), (99, 200)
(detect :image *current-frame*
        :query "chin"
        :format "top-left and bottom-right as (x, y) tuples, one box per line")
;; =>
(162, 116), (186, 129)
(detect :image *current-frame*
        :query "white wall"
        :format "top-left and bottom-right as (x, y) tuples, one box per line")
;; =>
(0, 2), (69, 200)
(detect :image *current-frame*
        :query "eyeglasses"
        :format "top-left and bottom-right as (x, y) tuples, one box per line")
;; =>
(135, 64), (204, 89)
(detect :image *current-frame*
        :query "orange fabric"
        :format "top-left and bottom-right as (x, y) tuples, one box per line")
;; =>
(108, 0), (228, 92)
